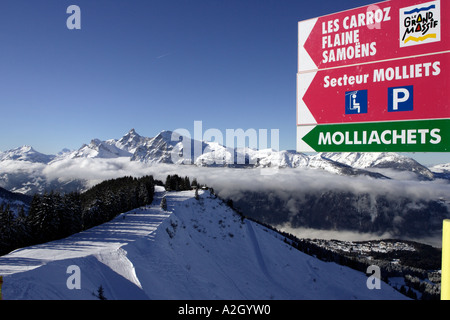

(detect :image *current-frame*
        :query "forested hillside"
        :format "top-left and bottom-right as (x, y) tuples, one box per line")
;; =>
(0, 175), (156, 256)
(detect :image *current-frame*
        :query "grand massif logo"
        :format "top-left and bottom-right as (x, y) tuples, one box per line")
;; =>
(400, 0), (441, 47)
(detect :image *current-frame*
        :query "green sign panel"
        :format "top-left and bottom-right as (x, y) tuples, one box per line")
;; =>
(302, 119), (450, 152)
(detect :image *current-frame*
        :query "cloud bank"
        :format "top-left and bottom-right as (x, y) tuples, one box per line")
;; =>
(34, 158), (450, 202)
(2, 157), (449, 245)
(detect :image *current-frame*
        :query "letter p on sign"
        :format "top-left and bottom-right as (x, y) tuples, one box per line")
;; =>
(388, 86), (414, 112)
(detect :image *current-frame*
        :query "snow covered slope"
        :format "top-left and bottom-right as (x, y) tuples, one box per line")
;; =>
(431, 163), (450, 173)
(65, 129), (150, 160)
(68, 139), (132, 159)
(0, 146), (55, 164)
(0, 188), (406, 300)
(320, 152), (434, 180)
(431, 163), (450, 180)
(131, 130), (196, 165)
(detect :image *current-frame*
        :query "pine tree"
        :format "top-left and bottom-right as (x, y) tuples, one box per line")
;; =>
(137, 182), (150, 206)
(160, 196), (167, 211)
(164, 175), (171, 191)
(0, 204), (16, 253)
(27, 192), (64, 243)
(60, 192), (83, 237)
(15, 205), (30, 249)
(184, 176), (191, 190)
(194, 187), (199, 200)
(28, 193), (51, 243)
(94, 285), (107, 300)
(172, 174), (179, 191)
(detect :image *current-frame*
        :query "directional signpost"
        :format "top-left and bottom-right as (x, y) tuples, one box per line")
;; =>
(302, 119), (450, 152)
(297, 0), (450, 152)
(296, 0), (450, 300)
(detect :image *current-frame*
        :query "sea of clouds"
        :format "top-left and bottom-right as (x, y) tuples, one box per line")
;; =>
(2, 157), (449, 246)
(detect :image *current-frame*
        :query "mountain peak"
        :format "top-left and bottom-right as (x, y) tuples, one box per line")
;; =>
(0, 145), (54, 164)
(19, 145), (33, 151)
(118, 128), (141, 142)
(90, 139), (102, 146)
(123, 128), (142, 139)
(154, 130), (174, 139)
(126, 128), (138, 136)
(113, 128), (148, 154)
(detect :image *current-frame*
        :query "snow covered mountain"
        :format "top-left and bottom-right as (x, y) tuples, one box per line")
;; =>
(431, 163), (450, 173)
(320, 152), (435, 181)
(0, 188), (407, 300)
(75, 130), (446, 180)
(430, 163), (450, 180)
(58, 129), (421, 178)
(131, 130), (202, 165)
(306, 153), (389, 179)
(0, 146), (55, 164)
(66, 129), (150, 160)
(251, 149), (309, 168)
(115, 128), (150, 154)
(2, 131), (447, 179)
(68, 139), (132, 159)
(1, 128), (448, 197)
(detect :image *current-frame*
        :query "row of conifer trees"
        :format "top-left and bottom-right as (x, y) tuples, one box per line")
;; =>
(0, 175), (156, 256)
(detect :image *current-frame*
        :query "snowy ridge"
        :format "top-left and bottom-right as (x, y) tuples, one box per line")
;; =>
(431, 163), (450, 173)
(0, 146), (55, 164)
(131, 130), (194, 165)
(320, 152), (435, 180)
(0, 189), (406, 300)
(70, 130), (444, 180)
(115, 128), (150, 154)
(68, 139), (132, 159)
(2, 130), (449, 175)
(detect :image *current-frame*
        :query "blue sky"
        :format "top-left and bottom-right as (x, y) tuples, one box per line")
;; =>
(0, 0), (448, 165)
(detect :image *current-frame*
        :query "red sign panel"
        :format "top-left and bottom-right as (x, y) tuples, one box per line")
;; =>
(299, 0), (449, 72)
(300, 52), (450, 125)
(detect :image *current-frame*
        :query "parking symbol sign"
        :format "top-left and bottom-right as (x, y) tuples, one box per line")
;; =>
(345, 90), (368, 115)
(388, 86), (414, 112)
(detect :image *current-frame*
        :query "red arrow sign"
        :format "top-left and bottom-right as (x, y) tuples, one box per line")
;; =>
(300, 52), (450, 125)
(300, 0), (450, 72)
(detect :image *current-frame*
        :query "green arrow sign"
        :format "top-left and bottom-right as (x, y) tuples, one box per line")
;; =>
(301, 119), (450, 152)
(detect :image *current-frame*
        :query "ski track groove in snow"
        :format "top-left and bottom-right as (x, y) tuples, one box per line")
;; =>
(246, 220), (271, 281)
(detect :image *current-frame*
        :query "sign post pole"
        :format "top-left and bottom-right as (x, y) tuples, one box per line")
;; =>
(442, 220), (450, 300)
